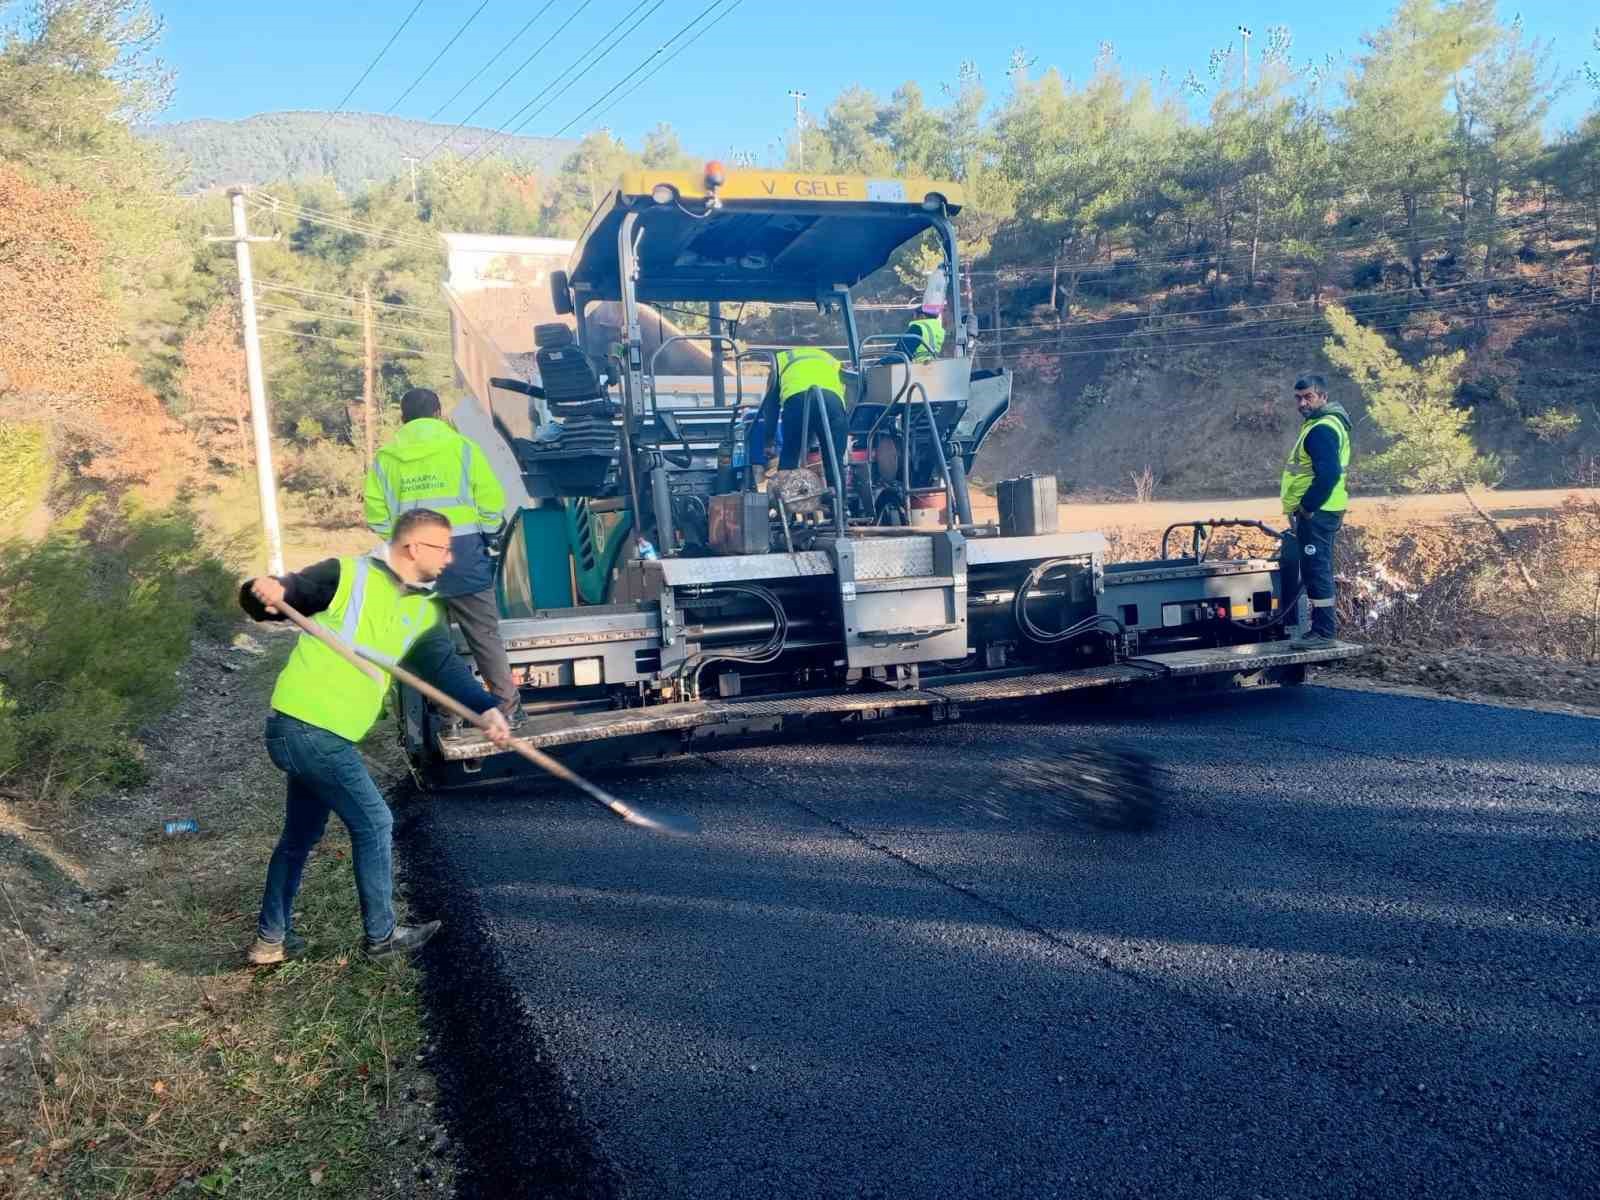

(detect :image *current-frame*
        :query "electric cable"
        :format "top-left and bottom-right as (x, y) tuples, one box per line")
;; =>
(426, 2), (558, 121)
(386, 0), (492, 114)
(587, 0), (742, 126)
(261, 326), (452, 361)
(458, 0), (663, 166)
(548, 0), (726, 140)
(418, 0), (581, 161)
(311, 0), (428, 142)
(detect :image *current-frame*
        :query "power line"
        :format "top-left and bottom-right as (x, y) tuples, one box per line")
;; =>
(386, 0), (493, 114)
(311, 0), (428, 141)
(418, 0), (584, 162)
(261, 326), (453, 362)
(965, 206), (1563, 281)
(974, 259), (1593, 337)
(458, 0), (664, 167)
(248, 192), (442, 253)
(549, 0), (726, 140)
(587, 0), (743, 126)
(255, 300), (450, 340)
(977, 269), (1592, 348)
(256, 279), (449, 318)
(426, 3), (554, 122)
(983, 295), (1584, 364)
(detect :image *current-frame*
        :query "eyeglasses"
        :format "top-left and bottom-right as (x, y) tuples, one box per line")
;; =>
(410, 541), (452, 553)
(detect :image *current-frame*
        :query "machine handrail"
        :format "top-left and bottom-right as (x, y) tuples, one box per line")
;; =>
(903, 382), (957, 531)
(1160, 518), (1287, 562)
(646, 332), (748, 420)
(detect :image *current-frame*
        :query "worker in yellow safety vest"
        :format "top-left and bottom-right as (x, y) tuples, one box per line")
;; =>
(1279, 372), (1352, 645)
(755, 346), (848, 472)
(239, 509), (512, 965)
(364, 388), (521, 720)
(894, 304), (947, 364)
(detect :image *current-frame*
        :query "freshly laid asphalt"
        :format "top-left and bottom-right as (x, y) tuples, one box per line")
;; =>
(404, 682), (1600, 1199)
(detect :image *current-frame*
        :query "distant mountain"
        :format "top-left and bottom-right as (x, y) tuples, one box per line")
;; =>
(141, 111), (575, 194)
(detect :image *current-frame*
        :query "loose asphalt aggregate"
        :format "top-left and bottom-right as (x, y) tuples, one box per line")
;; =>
(402, 680), (1600, 1200)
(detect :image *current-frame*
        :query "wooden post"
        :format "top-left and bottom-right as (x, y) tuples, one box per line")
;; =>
(362, 281), (376, 463)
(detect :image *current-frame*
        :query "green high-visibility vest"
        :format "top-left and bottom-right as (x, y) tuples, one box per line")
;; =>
(907, 317), (946, 363)
(775, 347), (844, 402)
(270, 555), (441, 742)
(1280, 412), (1351, 514)
(364, 418), (506, 540)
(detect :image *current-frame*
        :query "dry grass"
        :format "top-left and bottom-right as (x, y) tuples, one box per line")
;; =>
(1, 646), (440, 1199)
(197, 474), (374, 571)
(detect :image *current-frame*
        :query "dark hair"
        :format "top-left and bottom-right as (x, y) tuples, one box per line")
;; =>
(1293, 373), (1328, 395)
(392, 508), (451, 543)
(400, 387), (443, 422)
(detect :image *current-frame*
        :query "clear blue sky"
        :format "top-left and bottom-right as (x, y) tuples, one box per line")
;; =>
(147, 0), (1597, 154)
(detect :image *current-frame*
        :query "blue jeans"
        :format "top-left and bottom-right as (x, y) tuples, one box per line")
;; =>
(1284, 509), (1344, 637)
(257, 713), (395, 945)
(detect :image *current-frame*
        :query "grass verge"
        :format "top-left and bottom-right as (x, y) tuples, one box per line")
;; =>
(2, 640), (447, 1199)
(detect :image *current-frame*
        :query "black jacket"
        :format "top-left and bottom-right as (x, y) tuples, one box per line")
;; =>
(239, 557), (499, 716)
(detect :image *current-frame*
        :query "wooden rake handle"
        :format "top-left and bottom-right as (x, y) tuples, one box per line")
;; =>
(270, 595), (690, 835)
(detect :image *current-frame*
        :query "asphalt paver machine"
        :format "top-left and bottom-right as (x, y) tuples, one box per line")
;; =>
(406, 165), (1362, 811)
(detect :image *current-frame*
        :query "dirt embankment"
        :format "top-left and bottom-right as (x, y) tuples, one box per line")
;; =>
(1077, 494), (1600, 714)
(969, 486), (1600, 534)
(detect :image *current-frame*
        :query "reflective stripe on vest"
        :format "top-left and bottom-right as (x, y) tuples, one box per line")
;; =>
(908, 317), (945, 362)
(372, 441), (488, 535)
(776, 347), (844, 401)
(269, 556), (440, 742)
(1280, 413), (1351, 513)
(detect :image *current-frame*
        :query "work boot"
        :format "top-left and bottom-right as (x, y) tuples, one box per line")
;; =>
(1295, 632), (1337, 648)
(364, 921), (442, 960)
(245, 930), (306, 965)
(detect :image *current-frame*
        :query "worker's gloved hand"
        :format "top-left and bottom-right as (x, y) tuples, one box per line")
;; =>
(479, 707), (512, 748)
(250, 576), (287, 614)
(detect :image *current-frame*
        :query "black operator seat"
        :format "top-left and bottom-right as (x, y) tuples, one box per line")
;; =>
(533, 323), (608, 412)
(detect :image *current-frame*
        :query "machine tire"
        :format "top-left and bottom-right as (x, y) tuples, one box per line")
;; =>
(551, 269), (574, 316)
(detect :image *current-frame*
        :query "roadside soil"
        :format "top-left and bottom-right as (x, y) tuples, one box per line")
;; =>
(1323, 647), (1600, 717)
(0, 628), (452, 1199)
(969, 485), (1600, 533)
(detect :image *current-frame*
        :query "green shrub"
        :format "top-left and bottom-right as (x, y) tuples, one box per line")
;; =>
(0, 420), (50, 534)
(0, 502), (235, 803)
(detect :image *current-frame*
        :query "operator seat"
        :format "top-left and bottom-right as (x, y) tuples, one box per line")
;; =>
(522, 323), (619, 495)
(533, 323), (607, 409)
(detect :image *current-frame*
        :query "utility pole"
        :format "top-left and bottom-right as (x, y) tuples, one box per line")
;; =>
(402, 154), (420, 207)
(1237, 25), (1252, 86)
(210, 188), (285, 574)
(787, 89), (807, 170)
(362, 281), (376, 464)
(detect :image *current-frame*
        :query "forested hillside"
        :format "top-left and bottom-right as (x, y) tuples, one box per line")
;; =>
(3, 0), (1597, 524)
(143, 111), (573, 194)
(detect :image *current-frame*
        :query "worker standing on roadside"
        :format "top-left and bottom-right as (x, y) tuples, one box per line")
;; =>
(364, 388), (522, 721)
(1280, 373), (1353, 644)
(240, 509), (512, 965)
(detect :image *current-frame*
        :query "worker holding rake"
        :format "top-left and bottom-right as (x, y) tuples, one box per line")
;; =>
(239, 508), (511, 965)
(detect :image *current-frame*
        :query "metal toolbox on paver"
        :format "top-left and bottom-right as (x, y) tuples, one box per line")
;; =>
(996, 473), (1059, 537)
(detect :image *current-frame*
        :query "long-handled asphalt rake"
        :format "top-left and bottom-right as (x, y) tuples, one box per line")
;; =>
(274, 599), (697, 835)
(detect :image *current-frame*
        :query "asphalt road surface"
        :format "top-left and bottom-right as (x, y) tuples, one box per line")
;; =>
(406, 682), (1600, 1200)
